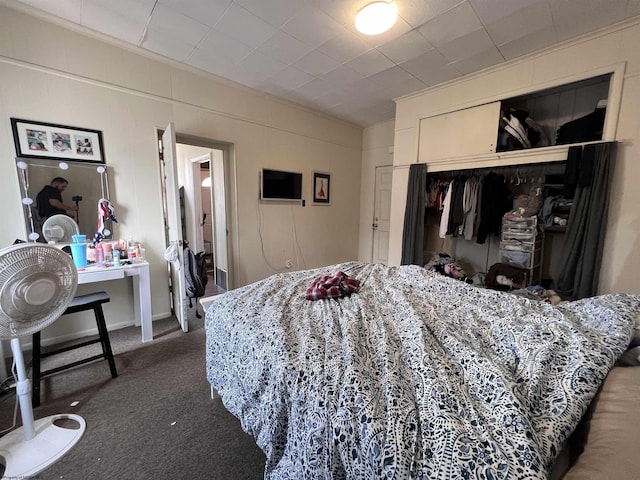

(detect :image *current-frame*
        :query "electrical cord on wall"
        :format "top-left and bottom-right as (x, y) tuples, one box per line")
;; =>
(256, 198), (308, 272)
(290, 204), (307, 270)
(257, 198), (289, 273)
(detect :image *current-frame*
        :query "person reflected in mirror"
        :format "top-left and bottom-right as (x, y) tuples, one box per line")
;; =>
(36, 177), (78, 220)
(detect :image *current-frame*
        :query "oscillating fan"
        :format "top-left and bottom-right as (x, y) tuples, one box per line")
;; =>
(0, 243), (85, 478)
(42, 215), (79, 244)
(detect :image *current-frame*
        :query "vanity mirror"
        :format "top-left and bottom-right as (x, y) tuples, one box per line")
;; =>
(15, 159), (115, 243)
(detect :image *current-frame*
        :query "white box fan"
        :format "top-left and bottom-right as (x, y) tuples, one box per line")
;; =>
(0, 243), (85, 478)
(42, 214), (79, 244)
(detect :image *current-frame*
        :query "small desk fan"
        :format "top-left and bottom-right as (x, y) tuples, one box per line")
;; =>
(0, 243), (84, 478)
(42, 214), (79, 244)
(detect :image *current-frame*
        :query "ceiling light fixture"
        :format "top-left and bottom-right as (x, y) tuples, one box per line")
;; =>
(355, 1), (398, 35)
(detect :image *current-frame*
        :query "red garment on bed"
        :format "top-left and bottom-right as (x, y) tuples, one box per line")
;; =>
(305, 271), (360, 301)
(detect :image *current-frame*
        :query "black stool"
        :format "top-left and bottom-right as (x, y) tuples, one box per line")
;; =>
(32, 291), (118, 407)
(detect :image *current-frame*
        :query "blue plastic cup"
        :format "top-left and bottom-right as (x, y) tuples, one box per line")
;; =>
(70, 242), (88, 269)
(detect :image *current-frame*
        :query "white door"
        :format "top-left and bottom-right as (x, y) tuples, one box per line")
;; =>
(372, 165), (393, 264)
(210, 150), (228, 290)
(161, 123), (188, 332)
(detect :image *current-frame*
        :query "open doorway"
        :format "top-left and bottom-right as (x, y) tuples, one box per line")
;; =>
(188, 152), (227, 296)
(158, 126), (235, 331)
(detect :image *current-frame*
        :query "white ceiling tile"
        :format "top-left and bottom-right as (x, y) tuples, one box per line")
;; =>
(437, 28), (498, 62)
(262, 66), (316, 90)
(157, 0), (233, 27)
(398, 0), (466, 28)
(145, 3), (210, 48)
(256, 31), (314, 65)
(316, 26), (371, 63)
(258, 82), (294, 99)
(308, 0), (361, 28)
(322, 87), (361, 108)
(338, 100), (396, 126)
(236, 0), (308, 28)
(186, 30), (253, 76)
(412, 63), (463, 87)
(468, 0), (546, 25)
(212, 3), (277, 49)
(81, 0), (156, 45)
(281, 4), (344, 49)
(16, 0), (81, 22)
(345, 49), (396, 77)
(399, 49), (449, 78)
(367, 66), (416, 89)
(142, 37), (196, 63)
(417, 2), (483, 46)
(450, 47), (504, 75)
(497, 25), (558, 61)
(549, 0), (628, 42)
(293, 50), (341, 76)
(380, 76), (428, 99)
(196, 29), (254, 61)
(226, 52), (288, 87)
(234, 50), (288, 79)
(377, 30), (434, 64)
(485, 2), (553, 46)
(321, 65), (365, 89)
(294, 77), (335, 100)
(186, 46), (238, 77)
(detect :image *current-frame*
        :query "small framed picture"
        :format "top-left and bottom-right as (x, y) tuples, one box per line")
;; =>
(11, 118), (105, 164)
(313, 171), (331, 205)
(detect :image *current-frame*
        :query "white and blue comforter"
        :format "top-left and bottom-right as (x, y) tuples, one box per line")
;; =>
(205, 262), (640, 479)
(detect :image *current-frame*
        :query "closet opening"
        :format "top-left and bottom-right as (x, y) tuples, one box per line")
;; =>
(424, 161), (570, 292)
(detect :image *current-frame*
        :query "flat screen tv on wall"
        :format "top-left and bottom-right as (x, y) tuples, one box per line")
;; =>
(260, 168), (303, 201)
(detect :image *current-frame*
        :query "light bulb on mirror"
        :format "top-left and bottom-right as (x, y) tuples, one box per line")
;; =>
(59, 162), (69, 170)
(22, 197), (33, 205)
(97, 166), (105, 174)
(17, 161), (28, 170)
(28, 232), (40, 241)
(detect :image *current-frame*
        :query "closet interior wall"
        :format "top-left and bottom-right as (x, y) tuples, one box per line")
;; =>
(424, 161), (568, 287)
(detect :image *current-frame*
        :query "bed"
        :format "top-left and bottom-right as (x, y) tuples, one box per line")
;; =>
(204, 262), (640, 479)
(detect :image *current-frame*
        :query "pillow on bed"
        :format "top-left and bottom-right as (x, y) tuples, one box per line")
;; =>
(562, 366), (640, 479)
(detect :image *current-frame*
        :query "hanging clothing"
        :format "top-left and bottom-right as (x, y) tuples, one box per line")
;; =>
(447, 176), (467, 236)
(463, 176), (481, 240)
(476, 173), (511, 244)
(439, 180), (454, 239)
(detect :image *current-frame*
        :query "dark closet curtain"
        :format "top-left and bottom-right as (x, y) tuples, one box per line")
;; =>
(555, 142), (617, 300)
(401, 163), (427, 265)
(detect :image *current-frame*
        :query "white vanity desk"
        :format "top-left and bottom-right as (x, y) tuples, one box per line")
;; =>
(77, 261), (153, 343)
(0, 261), (152, 381)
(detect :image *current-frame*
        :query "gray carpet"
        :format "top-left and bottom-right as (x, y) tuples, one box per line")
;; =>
(0, 306), (266, 480)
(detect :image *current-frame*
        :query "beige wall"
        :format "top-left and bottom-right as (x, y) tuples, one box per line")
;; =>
(389, 17), (640, 295)
(0, 5), (362, 345)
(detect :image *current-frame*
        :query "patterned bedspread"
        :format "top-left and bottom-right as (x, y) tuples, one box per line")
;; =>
(205, 262), (640, 479)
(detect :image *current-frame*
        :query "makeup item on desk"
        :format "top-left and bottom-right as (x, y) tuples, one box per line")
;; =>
(113, 249), (121, 267)
(87, 245), (97, 263)
(97, 242), (104, 265)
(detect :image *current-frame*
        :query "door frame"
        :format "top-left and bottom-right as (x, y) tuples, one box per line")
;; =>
(158, 129), (237, 292)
